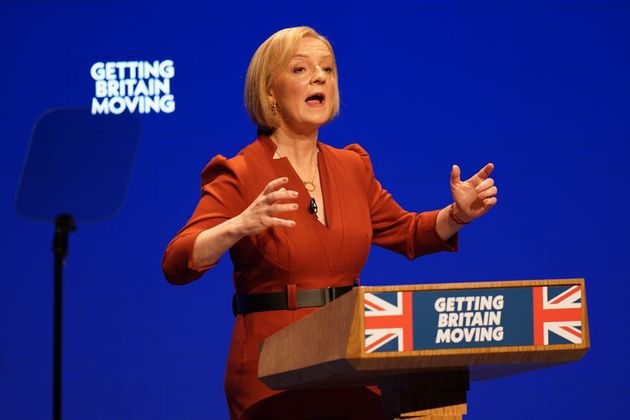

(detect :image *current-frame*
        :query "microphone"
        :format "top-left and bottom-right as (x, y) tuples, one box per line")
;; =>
(307, 197), (318, 216)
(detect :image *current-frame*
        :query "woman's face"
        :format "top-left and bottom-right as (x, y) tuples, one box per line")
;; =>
(270, 37), (335, 135)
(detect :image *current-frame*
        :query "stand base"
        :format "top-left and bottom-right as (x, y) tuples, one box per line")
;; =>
(379, 370), (469, 420)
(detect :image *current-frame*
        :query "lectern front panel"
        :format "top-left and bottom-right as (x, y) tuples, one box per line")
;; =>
(363, 284), (583, 354)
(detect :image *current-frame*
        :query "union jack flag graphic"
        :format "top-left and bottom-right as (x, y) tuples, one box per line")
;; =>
(364, 292), (413, 353)
(533, 285), (583, 345)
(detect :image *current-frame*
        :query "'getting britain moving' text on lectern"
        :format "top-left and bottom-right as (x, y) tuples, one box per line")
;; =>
(258, 279), (589, 419)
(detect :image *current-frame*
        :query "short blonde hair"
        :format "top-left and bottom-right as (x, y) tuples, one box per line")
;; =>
(245, 26), (340, 134)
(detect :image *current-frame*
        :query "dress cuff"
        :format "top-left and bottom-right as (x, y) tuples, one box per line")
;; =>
(163, 231), (217, 285)
(412, 209), (458, 257)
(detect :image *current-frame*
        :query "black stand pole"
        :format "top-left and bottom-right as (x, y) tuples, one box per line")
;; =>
(52, 214), (76, 420)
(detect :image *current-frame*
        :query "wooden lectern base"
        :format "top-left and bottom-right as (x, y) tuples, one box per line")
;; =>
(379, 370), (469, 420)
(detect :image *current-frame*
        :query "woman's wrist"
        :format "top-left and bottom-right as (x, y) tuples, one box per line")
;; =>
(224, 215), (248, 241)
(191, 218), (246, 269)
(449, 203), (471, 225)
(436, 205), (462, 241)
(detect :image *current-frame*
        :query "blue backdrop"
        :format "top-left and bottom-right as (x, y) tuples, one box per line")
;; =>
(1, 1), (628, 419)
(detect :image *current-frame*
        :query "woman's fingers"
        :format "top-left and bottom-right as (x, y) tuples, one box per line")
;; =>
(267, 203), (299, 215)
(263, 177), (289, 194)
(258, 179), (298, 227)
(467, 163), (494, 185)
(264, 188), (299, 204)
(478, 186), (497, 200)
(270, 217), (297, 228)
(261, 177), (298, 205)
(450, 165), (461, 185)
(476, 163), (494, 179)
(475, 177), (494, 192)
(237, 178), (300, 235)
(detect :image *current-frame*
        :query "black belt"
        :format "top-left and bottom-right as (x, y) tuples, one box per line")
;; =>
(233, 286), (354, 315)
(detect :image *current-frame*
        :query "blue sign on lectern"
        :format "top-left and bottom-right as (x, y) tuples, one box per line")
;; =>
(364, 284), (583, 353)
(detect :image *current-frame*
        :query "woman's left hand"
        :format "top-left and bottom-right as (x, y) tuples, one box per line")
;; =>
(450, 163), (498, 223)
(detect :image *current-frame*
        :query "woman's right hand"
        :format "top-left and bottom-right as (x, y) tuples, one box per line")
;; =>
(233, 177), (299, 236)
(190, 177), (298, 269)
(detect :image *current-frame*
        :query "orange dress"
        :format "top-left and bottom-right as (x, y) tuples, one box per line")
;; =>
(162, 135), (457, 419)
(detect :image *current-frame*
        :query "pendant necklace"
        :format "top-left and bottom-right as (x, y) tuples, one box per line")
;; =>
(274, 146), (319, 217)
(302, 151), (318, 192)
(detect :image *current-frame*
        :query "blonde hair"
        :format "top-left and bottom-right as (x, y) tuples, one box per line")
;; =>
(244, 26), (340, 134)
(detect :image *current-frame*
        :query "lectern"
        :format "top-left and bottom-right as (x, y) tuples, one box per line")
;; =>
(259, 279), (589, 419)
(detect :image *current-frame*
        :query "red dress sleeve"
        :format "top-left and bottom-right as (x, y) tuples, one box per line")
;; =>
(344, 144), (457, 259)
(162, 155), (246, 285)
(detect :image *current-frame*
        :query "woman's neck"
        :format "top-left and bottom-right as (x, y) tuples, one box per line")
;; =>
(270, 125), (319, 167)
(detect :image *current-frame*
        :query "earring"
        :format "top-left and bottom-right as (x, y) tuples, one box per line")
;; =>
(271, 101), (277, 114)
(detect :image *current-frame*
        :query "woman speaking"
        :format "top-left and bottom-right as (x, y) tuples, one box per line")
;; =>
(162, 26), (497, 420)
